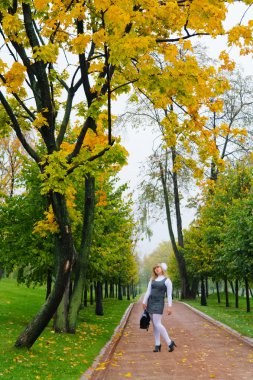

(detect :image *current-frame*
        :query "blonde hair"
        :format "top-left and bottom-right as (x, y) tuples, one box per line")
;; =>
(151, 263), (167, 280)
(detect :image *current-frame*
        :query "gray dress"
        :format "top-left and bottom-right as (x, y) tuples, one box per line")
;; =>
(147, 278), (167, 315)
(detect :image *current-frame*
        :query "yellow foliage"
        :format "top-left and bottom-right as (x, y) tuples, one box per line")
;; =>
(32, 112), (49, 129)
(33, 206), (59, 237)
(1, 12), (27, 44)
(218, 51), (235, 71)
(208, 99), (223, 113)
(5, 62), (26, 94)
(33, 44), (59, 64)
(34, 0), (48, 11)
(70, 34), (91, 54)
(96, 190), (107, 207)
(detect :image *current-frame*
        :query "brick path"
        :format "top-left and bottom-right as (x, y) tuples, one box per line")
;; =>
(81, 300), (253, 380)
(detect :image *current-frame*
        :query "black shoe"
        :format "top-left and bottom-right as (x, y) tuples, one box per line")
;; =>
(168, 341), (176, 352)
(153, 344), (161, 352)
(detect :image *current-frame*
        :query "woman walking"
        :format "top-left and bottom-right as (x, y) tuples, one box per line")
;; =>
(142, 263), (176, 352)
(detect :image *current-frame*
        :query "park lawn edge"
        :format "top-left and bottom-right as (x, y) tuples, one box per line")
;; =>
(0, 278), (136, 380)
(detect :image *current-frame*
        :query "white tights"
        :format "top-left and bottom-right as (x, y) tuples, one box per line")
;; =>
(151, 314), (171, 346)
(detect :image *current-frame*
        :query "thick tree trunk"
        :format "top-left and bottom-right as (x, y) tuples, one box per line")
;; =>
(68, 175), (95, 333)
(95, 281), (104, 316)
(54, 277), (71, 332)
(46, 270), (52, 300)
(159, 161), (192, 299)
(15, 192), (75, 348)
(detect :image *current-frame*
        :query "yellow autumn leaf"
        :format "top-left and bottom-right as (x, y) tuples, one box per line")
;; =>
(5, 62), (26, 93)
(33, 43), (59, 64)
(124, 373), (132, 378)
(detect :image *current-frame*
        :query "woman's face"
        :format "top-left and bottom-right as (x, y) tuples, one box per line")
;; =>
(154, 265), (163, 275)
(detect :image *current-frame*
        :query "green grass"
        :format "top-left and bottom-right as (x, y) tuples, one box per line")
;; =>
(183, 292), (253, 338)
(0, 278), (134, 380)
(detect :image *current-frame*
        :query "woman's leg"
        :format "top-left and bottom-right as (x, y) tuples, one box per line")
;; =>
(150, 314), (160, 345)
(152, 314), (171, 346)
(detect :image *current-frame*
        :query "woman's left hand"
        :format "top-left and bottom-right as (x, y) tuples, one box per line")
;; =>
(167, 307), (172, 315)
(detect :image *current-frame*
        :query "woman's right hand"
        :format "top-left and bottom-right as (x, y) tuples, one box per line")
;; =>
(142, 303), (147, 310)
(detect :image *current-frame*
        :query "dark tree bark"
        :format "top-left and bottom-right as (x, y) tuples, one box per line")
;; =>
(54, 277), (71, 332)
(235, 279), (239, 308)
(200, 276), (207, 306)
(205, 276), (209, 298)
(245, 277), (250, 312)
(229, 281), (235, 294)
(95, 281), (104, 316)
(216, 281), (221, 304)
(224, 277), (229, 307)
(127, 284), (130, 300)
(46, 270), (52, 300)
(110, 282), (114, 298)
(104, 280), (109, 298)
(118, 278), (122, 300)
(83, 284), (88, 307)
(90, 284), (94, 305)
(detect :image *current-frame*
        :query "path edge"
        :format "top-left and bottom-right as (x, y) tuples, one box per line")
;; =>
(80, 302), (135, 380)
(180, 301), (253, 348)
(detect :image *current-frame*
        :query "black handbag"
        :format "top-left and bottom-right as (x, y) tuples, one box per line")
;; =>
(140, 309), (150, 330)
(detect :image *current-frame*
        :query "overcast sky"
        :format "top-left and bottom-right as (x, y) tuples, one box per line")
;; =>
(113, 3), (253, 257)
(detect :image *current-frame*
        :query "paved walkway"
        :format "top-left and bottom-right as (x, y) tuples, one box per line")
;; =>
(81, 300), (253, 380)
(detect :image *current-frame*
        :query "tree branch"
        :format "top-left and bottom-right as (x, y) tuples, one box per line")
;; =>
(0, 91), (41, 164)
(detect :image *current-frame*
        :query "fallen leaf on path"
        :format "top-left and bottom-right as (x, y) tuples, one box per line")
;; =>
(124, 372), (132, 377)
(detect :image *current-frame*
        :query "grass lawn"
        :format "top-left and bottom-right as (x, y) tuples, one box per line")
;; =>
(183, 292), (253, 338)
(0, 278), (134, 380)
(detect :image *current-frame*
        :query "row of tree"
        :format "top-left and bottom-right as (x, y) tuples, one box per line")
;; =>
(183, 157), (253, 311)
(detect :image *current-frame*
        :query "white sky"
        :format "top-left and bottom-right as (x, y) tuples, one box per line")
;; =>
(113, 3), (253, 256)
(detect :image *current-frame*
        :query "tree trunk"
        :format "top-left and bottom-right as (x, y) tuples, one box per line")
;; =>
(229, 281), (235, 294)
(104, 280), (108, 298)
(224, 277), (229, 307)
(216, 281), (220, 304)
(205, 276), (209, 298)
(15, 192), (75, 348)
(46, 270), (52, 300)
(54, 277), (71, 332)
(110, 282), (114, 298)
(68, 175), (95, 333)
(200, 276), (207, 306)
(127, 284), (130, 300)
(235, 279), (239, 308)
(95, 281), (104, 316)
(118, 277), (122, 300)
(90, 284), (94, 305)
(83, 284), (88, 307)
(159, 160), (192, 299)
(245, 277), (250, 312)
